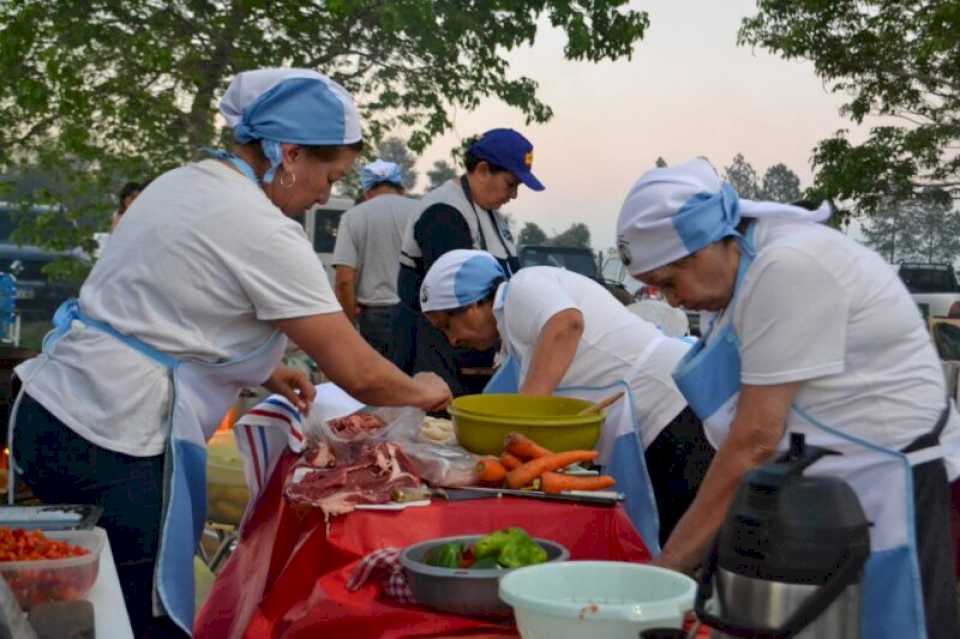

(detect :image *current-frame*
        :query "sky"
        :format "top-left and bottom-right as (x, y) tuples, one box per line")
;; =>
(408, 0), (869, 251)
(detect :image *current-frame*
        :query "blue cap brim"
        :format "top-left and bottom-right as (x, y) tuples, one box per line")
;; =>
(516, 169), (545, 192)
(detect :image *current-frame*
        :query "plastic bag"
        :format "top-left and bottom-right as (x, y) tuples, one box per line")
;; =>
(302, 405), (424, 462)
(399, 440), (480, 487)
(302, 405), (479, 487)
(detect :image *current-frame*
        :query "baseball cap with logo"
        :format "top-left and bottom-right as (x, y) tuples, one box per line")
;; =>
(468, 128), (545, 192)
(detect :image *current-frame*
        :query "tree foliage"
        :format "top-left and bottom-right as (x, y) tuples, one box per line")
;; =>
(517, 220), (590, 248)
(722, 154), (803, 202)
(0, 0), (649, 269)
(723, 153), (761, 200)
(518, 221), (549, 246)
(426, 160), (457, 191)
(761, 162), (802, 202)
(740, 1), (960, 217)
(550, 222), (591, 248)
(861, 191), (960, 264)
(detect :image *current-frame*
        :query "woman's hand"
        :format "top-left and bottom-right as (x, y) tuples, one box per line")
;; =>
(264, 365), (316, 414)
(412, 372), (453, 412)
(649, 549), (698, 576)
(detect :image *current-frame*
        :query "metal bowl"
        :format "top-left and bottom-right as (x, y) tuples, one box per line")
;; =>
(399, 534), (570, 619)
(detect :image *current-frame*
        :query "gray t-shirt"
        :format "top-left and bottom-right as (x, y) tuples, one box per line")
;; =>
(332, 193), (418, 306)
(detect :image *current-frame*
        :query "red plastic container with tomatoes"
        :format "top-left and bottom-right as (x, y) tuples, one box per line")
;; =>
(0, 527), (104, 609)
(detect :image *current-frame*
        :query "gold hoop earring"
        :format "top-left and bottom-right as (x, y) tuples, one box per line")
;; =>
(279, 171), (296, 189)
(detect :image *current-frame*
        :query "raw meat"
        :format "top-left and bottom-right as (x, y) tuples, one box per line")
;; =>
(285, 441), (421, 516)
(328, 413), (386, 439)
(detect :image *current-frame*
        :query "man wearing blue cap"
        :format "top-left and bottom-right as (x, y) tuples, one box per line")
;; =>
(393, 128), (545, 395)
(332, 159), (418, 357)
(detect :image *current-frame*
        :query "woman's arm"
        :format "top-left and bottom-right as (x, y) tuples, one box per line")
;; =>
(519, 309), (584, 396)
(654, 382), (800, 572)
(273, 313), (451, 411)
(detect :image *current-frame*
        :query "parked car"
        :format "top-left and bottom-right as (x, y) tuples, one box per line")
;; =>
(897, 262), (960, 321)
(517, 245), (634, 305)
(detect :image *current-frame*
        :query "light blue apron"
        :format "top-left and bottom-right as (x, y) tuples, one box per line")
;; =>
(9, 151), (288, 635)
(483, 282), (665, 553)
(672, 224), (934, 638)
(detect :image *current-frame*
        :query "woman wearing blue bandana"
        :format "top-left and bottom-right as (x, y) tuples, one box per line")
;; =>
(9, 68), (451, 637)
(616, 158), (960, 637)
(419, 249), (716, 552)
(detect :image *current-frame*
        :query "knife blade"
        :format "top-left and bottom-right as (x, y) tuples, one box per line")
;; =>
(440, 486), (624, 506)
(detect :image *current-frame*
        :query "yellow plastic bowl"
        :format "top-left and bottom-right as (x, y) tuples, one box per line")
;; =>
(449, 394), (604, 455)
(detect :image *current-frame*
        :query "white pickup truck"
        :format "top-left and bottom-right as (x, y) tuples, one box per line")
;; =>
(897, 263), (960, 321)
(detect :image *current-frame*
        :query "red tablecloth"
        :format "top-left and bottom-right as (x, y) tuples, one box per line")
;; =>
(195, 451), (652, 639)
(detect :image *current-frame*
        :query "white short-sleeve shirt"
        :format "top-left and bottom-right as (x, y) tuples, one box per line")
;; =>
(714, 218), (958, 455)
(17, 159), (341, 456)
(496, 267), (690, 447)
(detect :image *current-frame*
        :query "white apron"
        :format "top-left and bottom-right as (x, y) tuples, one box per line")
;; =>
(672, 224), (943, 638)
(485, 282), (666, 552)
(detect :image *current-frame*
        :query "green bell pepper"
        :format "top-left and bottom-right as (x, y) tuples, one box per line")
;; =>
(473, 530), (514, 560)
(473, 528), (548, 568)
(498, 534), (548, 568)
(425, 542), (463, 568)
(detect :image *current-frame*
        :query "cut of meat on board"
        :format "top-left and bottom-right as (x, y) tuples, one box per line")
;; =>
(328, 413), (386, 438)
(285, 441), (422, 516)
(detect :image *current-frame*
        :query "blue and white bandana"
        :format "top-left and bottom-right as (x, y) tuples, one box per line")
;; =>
(360, 160), (404, 192)
(615, 158), (831, 274)
(420, 250), (506, 312)
(219, 68), (362, 184)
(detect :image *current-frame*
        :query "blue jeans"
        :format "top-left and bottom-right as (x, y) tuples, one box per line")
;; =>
(13, 392), (187, 638)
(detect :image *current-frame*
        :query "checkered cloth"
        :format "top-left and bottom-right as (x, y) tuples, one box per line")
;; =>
(346, 547), (416, 604)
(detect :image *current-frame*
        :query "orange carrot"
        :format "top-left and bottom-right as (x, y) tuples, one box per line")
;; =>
(476, 457), (507, 484)
(504, 433), (553, 460)
(500, 452), (523, 470)
(505, 450), (599, 489)
(540, 472), (616, 494)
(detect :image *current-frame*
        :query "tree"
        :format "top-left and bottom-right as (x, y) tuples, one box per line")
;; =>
(655, 156), (668, 168)
(0, 1), (649, 262)
(862, 191), (960, 264)
(550, 222), (591, 249)
(376, 137), (418, 191)
(518, 222), (548, 247)
(740, 1), (960, 219)
(760, 163), (802, 202)
(723, 154), (761, 199)
(426, 160), (457, 191)
(860, 202), (908, 264)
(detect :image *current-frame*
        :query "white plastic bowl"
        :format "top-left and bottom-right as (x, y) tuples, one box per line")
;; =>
(499, 561), (696, 639)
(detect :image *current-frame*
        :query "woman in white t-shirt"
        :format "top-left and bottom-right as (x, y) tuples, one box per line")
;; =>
(10, 69), (451, 637)
(418, 249), (715, 549)
(616, 158), (960, 638)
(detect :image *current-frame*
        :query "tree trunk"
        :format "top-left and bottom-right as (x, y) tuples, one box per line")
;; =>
(185, 0), (248, 149)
